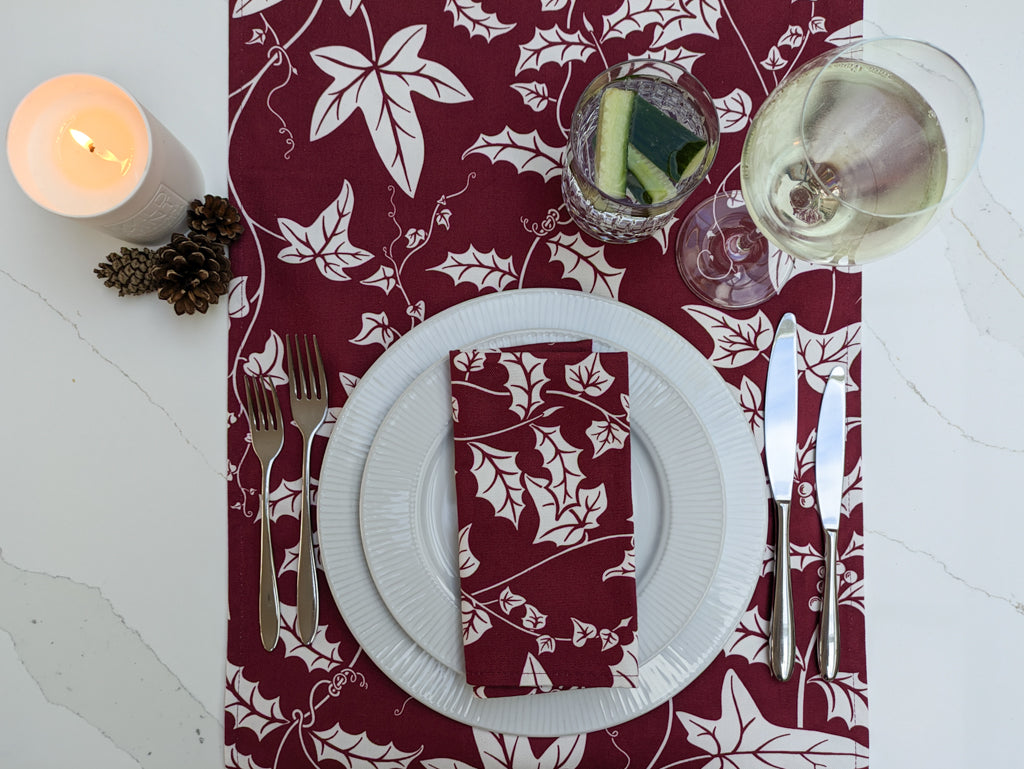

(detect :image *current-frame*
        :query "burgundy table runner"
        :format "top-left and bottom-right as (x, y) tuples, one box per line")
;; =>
(226, 1), (868, 767)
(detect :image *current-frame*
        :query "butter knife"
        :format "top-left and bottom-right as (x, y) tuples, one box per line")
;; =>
(815, 365), (847, 680)
(765, 312), (798, 681)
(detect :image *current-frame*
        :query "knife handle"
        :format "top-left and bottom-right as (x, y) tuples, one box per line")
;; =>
(769, 498), (795, 681)
(817, 528), (840, 680)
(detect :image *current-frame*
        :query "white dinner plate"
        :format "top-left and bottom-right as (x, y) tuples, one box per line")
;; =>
(360, 333), (726, 672)
(316, 288), (767, 736)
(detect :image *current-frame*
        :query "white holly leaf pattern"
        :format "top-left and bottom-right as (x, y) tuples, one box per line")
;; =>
(468, 442), (528, 526)
(650, 0), (723, 47)
(519, 653), (554, 691)
(797, 322), (861, 393)
(268, 476), (301, 522)
(452, 349), (487, 374)
(243, 331), (288, 385)
(548, 232), (625, 299)
(724, 607), (769, 666)
(532, 481), (607, 547)
(768, 241), (796, 292)
(225, 745), (270, 769)
(444, 0), (515, 41)
(310, 26), (471, 196)
(602, 546), (635, 581)
(461, 598), (493, 644)
(499, 586), (526, 613)
(231, 0), (284, 18)
(791, 542), (823, 572)
(715, 88), (753, 133)
(586, 417), (628, 458)
(225, 663), (287, 740)
(677, 670), (869, 767)
(761, 45), (788, 71)
(280, 615), (346, 672)
(812, 672), (869, 731)
(459, 525), (480, 578)
(531, 423), (584, 504)
(361, 264), (397, 294)
(604, 0), (722, 47)
(778, 24), (804, 48)
(516, 26), (596, 73)
(430, 247), (519, 291)
(609, 638), (639, 686)
(463, 128), (563, 182)
(683, 306), (774, 368)
(565, 353), (613, 396)
(351, 311), (398, 350)
(312, 724), (423, 769)
(500, 352), (550, 419)
(521, 604), (548, 630)
(511, 81), (552, 112)
(227, 276), (251, 319)
(277, 181), (375, 281)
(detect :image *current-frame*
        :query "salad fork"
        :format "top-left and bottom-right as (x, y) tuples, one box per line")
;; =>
(286, 335), (329, 644)
(243, 375), (284, 652)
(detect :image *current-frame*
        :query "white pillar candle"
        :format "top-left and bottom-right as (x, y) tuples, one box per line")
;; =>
(6, 73), (203, 245)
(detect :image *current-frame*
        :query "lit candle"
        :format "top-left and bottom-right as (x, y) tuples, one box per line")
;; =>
(6, 73), (203, 244)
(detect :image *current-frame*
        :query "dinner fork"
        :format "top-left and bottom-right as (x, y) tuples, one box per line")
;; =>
(286, 334), (329, 644)
(243, 375), (284, 652)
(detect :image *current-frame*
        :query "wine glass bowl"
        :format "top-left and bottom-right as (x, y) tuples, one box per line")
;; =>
(677, 37), (984, 308)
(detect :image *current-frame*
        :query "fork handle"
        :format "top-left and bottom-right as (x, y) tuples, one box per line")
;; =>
(297, 436), (319, 644)
(259, 474), (281, 652)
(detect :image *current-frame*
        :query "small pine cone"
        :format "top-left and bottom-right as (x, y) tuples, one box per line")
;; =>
(94, 246), (159, 296)
(187, 194), (244, 244)
(151, 233), (233, 315)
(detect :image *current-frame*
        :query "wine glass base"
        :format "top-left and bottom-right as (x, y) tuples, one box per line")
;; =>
(675, 192), (779, 309)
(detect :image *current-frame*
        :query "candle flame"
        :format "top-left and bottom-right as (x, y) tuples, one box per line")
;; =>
(69, 128), (130, 174)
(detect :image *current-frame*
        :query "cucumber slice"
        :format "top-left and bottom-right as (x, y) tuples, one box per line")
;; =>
(627, 144), (677, 204)
(593, 86), (636, 199)
(630, 95), (707, 182)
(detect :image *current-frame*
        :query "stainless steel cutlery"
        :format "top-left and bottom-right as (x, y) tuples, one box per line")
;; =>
(765, 312), (798, 681)
(815, 365), (847, 681)
(286, 334), (329, 644)
(242, 334), (329, 650)
(243, 374), (285, 652)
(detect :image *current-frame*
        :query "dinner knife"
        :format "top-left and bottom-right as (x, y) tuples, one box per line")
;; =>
(765, 312), (798, 681)
(815, 365), (847, 681)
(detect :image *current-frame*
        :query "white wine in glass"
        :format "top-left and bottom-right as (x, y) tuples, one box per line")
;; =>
(677, 37), (984, 309)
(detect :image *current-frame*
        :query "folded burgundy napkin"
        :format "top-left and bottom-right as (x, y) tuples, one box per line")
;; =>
(449, 341), (639, 697)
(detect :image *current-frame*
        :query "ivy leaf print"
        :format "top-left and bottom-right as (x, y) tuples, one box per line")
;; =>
(444, 0), (516, 42)
(548, 232), (625, 299)
(598, 628), (620, 651)
(231, 0), (285, 18)
(609, 639), (639, 686)
(463, 128), (563, 182)
(571, 618), (598, 647)
(361, 264), (397, 294)
(735, 375), (764, 447)
(521, 604), (548, 630)
(683, 306), (774, 368)
(778, 24), (805, 48)
(277, 181), (375, 281)
(351, 311), (399, 350)
(472, 732), (586, 769)
(586, 417), (628, 458)
(312, 724), (423, 769)
(227, 276), (251, 319)
(461, 598), (493, 644)
(243, 331), (288, 385)
(602, 547), (635, 581)
(714, 88), (753, 133)
(724, 607), (769, 666)
(452, 348), (487, 374)
(499, 587), (527, 614)
(565, 353), (614, 396)
(459, 525), (480, 577)
(516, 26), (596, 73)
(677, 670), (869, 767)
(511, 81), (552, 112)
(310, 26), (472, 197)
(812, 672), (869, 731)
(501, 352), (550, 419)
(430, 246), (519, 291)
(519, 653), (554, 691)
(224, 663), (287, 740)
(225, 745), (269, 769)
(809, 16), (827, 35)
(467, 442), (528, 526)
(761, 45), (788, 71)
(537, 635), (557, 654)
(796, 321), (861, 393)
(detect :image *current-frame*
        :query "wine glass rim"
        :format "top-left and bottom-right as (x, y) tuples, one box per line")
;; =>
(797, 35), (985, 220)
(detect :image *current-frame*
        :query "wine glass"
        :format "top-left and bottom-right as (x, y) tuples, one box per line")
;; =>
(676, 37), (984, 309)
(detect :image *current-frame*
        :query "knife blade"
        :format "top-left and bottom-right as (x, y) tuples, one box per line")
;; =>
(765, 312), (798, 681)
(815, 364), (847, 680)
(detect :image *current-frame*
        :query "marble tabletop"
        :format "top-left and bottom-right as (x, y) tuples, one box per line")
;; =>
(1, 1), (1021, 767)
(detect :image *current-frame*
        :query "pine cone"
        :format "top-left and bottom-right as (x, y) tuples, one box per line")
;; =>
(94, 246), (159, 296)
(151, 233), (233, 315)
(187, 194), (243, 244)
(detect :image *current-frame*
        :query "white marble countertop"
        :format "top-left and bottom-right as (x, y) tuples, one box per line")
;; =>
(1, 1), (1021, 767)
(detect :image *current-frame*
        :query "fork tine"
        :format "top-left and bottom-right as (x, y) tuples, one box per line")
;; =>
(312, 335), (327, 399)
(302, 335), (316, 398)
(285, 335), (298, 400)
(244, 375), (256, 426)
(271, 377), (283, 429)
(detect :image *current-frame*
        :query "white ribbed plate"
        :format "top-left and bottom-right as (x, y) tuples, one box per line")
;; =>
(316, 289), (767, 736)
(361, 333), (724, 671)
